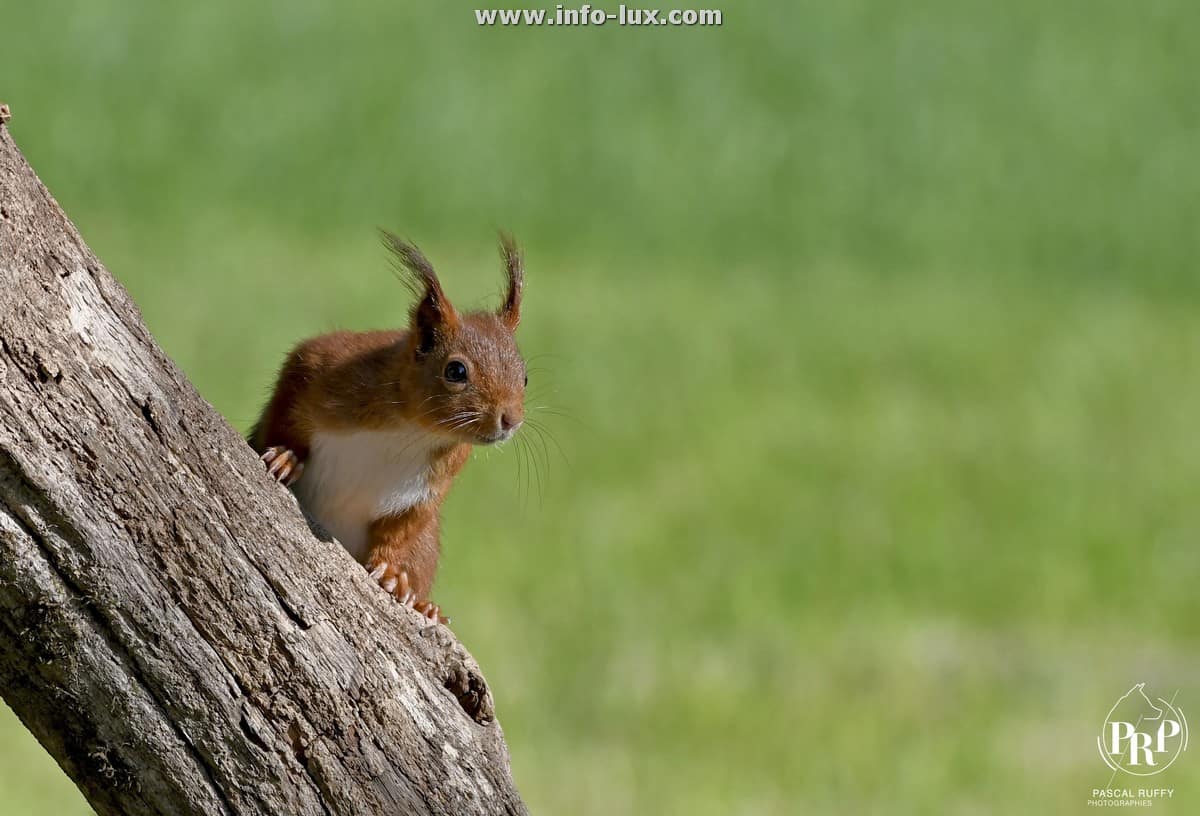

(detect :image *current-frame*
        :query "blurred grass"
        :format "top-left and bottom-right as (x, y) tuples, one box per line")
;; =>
(2, 1), (1200, 813)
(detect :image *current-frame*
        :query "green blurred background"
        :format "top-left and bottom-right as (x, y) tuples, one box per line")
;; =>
(2, 1), (1199, 813)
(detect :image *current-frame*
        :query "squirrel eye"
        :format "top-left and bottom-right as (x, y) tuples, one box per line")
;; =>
(444, 360), (468, 383)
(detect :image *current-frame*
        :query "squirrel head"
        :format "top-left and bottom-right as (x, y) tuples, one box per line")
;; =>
(381, 230), (527, 445)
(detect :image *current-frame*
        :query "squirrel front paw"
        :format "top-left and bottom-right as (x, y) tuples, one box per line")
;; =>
(260, 446), (304, 486)
(366, 562), (449, 625)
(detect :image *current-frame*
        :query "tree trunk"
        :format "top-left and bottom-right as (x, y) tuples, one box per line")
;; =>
(0, 113), (527, 815)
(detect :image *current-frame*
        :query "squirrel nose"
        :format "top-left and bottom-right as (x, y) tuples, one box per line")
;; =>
(500, 412), (522, 431)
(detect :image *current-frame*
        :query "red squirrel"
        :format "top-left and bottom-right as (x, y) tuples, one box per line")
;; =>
(249, 231), (527, 623)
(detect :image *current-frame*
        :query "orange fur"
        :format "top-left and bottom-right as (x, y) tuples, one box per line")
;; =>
(249, 233), (527, 618)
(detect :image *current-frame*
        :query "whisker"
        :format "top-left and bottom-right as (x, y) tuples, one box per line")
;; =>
(532, 425), (553, 499)
(526, 404), (577, 420)
(525, 416), (571, 469)
(525, 432), (543, 506)
(514, 433), (525, 508)
(522, 352), (568, 364)
(523, 435), (536, 507)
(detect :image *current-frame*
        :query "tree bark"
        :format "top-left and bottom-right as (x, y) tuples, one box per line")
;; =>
(0, 115), (527, 815)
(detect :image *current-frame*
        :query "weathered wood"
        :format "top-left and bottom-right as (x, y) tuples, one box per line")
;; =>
(0, 115), (526, 816)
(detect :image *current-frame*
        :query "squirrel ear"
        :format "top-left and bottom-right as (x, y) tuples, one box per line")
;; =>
(497, 232), (523, 332)
(380, 229), (460, 354)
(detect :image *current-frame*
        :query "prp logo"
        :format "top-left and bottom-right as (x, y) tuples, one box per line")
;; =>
(1098, 684), (1188, 776)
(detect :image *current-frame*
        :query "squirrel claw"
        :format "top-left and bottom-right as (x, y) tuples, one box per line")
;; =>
(365, 562), (449, 624)
(413, 599), (448, 624)
(261, 446), (304, 485)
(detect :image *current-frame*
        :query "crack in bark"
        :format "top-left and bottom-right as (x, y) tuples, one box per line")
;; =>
(0, 450), (238, 816)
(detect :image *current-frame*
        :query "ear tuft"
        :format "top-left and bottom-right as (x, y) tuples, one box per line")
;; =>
(380, 229), (459, 354)
(497, 232), (524, 332)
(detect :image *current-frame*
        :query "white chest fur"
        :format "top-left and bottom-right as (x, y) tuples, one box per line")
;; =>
(293, 425), (441, 561)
